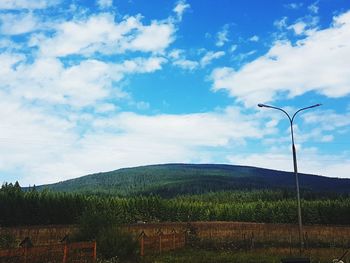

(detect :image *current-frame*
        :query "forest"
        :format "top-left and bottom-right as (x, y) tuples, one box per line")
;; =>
(36, 164), (350, 196)
(1, 181), (350, 227)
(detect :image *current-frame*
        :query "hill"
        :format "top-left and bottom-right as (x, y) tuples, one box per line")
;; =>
(37, 163), (350, 197)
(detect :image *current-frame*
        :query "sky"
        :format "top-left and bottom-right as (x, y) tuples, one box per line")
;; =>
(0, 0), (350, 186)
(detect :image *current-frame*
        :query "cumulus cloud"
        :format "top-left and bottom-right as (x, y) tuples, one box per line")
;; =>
(303, 110), (350, 131)
(0, 4), (184, 184)
(228, 149), (350, 179)
(37, 13), (175, 57)
(287, 16), (319, 35)
(0, 52), (166, 108)
(3, 57), (114, 107)
(211, 10), (350, 107)
(0, 0), (59, 10)
(0, 106), (263, 185)
(126, 21), (175, 53)
(0, 12), (39, 35)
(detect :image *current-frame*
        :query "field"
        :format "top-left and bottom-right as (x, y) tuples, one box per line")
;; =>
(141, 248), (350, 263)
(2, 174), (350, 262)
(2, 222), (350, 262)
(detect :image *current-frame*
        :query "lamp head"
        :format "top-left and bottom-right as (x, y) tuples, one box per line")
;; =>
(309, 103), (322, 109)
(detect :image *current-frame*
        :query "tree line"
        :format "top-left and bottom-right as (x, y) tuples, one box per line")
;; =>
(1, 182), (350, 227)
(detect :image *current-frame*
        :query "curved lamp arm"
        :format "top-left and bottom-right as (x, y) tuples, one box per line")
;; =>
(258, 103), (322, 124)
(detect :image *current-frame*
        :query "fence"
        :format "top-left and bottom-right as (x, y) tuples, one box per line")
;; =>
(0, 225), (77, 246)
(0, 241), (96, 263)
(139, 229), (186, 256)
(127, 221), (350, 247)
(2, 222), (350, 257)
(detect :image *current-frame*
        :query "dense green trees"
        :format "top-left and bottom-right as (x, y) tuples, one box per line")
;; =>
(1, 182), (350, 227)
(36, 164), (350, 197)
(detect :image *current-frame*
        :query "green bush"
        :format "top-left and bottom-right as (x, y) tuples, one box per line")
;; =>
(0, 233), (16, 249)
(72, 209), (138, 261)
(97, 226), (138, 260)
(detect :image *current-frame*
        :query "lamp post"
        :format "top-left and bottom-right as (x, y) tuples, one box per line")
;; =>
(258, 103), (321, 254)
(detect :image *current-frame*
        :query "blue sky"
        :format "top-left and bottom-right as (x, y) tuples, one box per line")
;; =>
(0, 0), (350, 185)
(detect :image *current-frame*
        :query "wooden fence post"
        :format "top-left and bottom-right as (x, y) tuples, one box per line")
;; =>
(157, 229), (163, 254)
(304, 232), (308, 250)
(24, 247), (28, 263)
(139, 231), (145, 257)
(93, 241), (97, 261)
(250, 232), (254, 250)
(19, 237), (32, 263)
(62, 244), (68, 263)
(172, 229), (176, 250)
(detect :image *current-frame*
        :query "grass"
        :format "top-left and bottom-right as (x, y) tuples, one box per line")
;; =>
(139, 247), (350, 263)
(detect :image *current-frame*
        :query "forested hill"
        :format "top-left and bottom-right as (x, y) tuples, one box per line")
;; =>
(37, 164), (350, 197)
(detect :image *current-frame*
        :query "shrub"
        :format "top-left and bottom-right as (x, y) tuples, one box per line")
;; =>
(97, 226), (138, 260)
(72, 209), (138, 261)
(0, 233), (16, 249)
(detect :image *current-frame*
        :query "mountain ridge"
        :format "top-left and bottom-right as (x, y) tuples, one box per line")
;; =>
(37, 163), (350, 196)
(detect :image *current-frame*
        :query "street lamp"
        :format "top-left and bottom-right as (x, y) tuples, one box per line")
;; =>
(258, 103), (321, 253)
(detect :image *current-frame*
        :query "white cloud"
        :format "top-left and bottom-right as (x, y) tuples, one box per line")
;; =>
(321, 135), (333, 142)
(228, 149), (350, 179)
(232, 50), (256, 63)
(200, 51), (225, 67)
(126, 21), (175, 53)
(230, 45), (238, 53)
(274, 17), (288, 30)
(0, 53), (166, 108)
(0, 106), (263, 185)
(211, 10), (350, 107)
(0, 38), (21, 50)
(173, 0), (190, 21)
(97, 0), (113, 9)
(0, 94), (78, 183)
(37, 13), (175, 57)
(285, 3), (303, 10)
(173, 59), (199, 70)
(308, 2), (319, 14)
(287, 16), (319, 36)
(95, 103), (118, 113)
(0, 12), (39, 35)
(97, 107), (262, 146)
(249, 35), (259, 42)
(303, 110), (350, 131)
(169, 49), (199, 70)
(0, 0), (59, 10)
(135, 101), (150, 110)
(216, 24), (229, 47)
(288, 21), (307, 35)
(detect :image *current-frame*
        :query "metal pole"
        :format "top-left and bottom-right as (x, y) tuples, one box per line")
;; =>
(290, 119), (303, 254)
(258, 103), (321, 255)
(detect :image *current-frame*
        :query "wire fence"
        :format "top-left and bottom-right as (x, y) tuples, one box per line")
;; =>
(0, 241), (96, 263)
